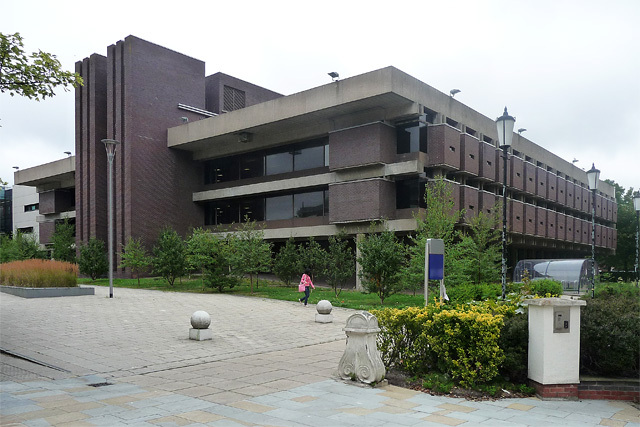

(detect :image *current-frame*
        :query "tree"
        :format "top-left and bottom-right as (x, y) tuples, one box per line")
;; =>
(457, 208), (502, 285)
(323, 232), (354, 298)
(119, 237), (151, 286)
(273, 237), (302, 286)
(601, 182), (637, 275)
(51, 219), (75, 263)
(152, 227), (186, 286)
(0, 231), (45, 262)
(0, 32), (83, 100)
(403, 178), (463, 294)
(202, 235), (240, 293)
(231, 219), (272, 293)
(298, 236), (325, 281)
(357, 223), (407, 304)
(78, 238), (108, 280)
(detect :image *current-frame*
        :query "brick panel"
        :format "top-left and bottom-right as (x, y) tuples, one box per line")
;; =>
(524, 204), (536, 235)
(596, 224), (603, 247)
(38, 190), (75, 215)
(595, 194), (603, 219)
(426, 124), (461, 170)
(480, 191), (497, 215)
(536, 167), (547, 198)
(509, 200), (525, 234)
(524, 162), (536, 195)
(547, 210), (557, 240)
(329, 122), (396, 170)
(535, 207), (547, 237)
(556, 177), (567, 206)
(39, 222), (55, 245)
(566, 181), (576, 210)
(547, 171), (558, 202)
(612, 202), (617, 223)
(459, 134), (479, 176)
(510, 156), (524, 191)
(479, 142), (497, 181)
(556, 213), (567, 241)
(461, 186), (479, 222)
(329, 179), (395, 223)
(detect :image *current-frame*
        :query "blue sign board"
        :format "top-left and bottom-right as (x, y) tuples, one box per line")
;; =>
(428, 254), (444, 280)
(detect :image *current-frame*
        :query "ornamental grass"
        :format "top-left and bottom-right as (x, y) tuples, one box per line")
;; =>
(0, 259), (78, 288)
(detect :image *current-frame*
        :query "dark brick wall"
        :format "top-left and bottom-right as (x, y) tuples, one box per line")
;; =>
(426, 124), (460, 169)
(524, 162), (536, 195)
(480, 191), (496, 215)
(205, 72), (282, 114)
(557, 177), (567, 206)
(536, 168), (547, 198)
(547, 171), (558, 203)
(461, 186), (479, 222)
(525, 204), (536, 235)
(329, 122), (396, 170)
(329, 179), (395, 223)
(557, 213), (567, 241)
(510, 200), (525, 234)
(459, 134), (479, 176)
(39, 222), (55, 245)
(75, 53), (108, 246)
(106, 36), (205, 258)
(510, 156), (524, 191)
(535, 207), (547, 237)
(547, 210), (557, 240)
(38, 190), (74, 215)
(479, 142), (497, 181)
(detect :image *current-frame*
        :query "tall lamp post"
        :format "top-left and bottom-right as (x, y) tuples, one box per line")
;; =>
(496, 107), (515, 300)
(102, 139), (119, 299)
(586, 163), (600, 298)
(633, 191), (640, 287)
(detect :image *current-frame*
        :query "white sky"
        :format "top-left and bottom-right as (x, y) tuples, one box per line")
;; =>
(1, 0), (639, 193)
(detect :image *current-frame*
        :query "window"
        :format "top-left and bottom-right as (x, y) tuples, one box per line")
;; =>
(266, 151), (293, 175)
(223, 86), (245, 111)
(294, 191), (324, 218)
(396, 179), (425, 209)
(240, 153), (264, 179)
(397, 121), (427, 154)
(294, 144), (325, 171)
(266, 195), (293, 221)
(17, 226), (33, 233)
(24, 203), (38, 212)
(239, 198), (264, 222)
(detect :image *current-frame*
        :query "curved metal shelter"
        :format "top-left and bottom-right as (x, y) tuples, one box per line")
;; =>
(513, 259), (597, 294)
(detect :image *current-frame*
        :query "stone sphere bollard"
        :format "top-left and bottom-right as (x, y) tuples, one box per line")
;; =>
(189, 310), (213, 341)
(315, 300), (333, 323)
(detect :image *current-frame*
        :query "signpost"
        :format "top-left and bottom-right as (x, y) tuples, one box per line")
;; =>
(424, 239), (446, 305)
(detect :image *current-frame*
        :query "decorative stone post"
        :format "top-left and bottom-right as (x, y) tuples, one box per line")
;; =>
(338, 311), (385, 384)
(524, 297), (586, 399)
(315, 300), (333, 323)
(189, 310), (212, 341)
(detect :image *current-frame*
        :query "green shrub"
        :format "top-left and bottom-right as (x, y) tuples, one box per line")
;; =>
(374, 301), (510, 387)
(580, 292), (639, 377)
(528, 279), (563, 297)
(78, 238), (108, 280)
(498, 309), (529, 383)
(0, 259), (78, 287)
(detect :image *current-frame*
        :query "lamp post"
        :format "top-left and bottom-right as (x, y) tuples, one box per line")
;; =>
(496, 107), (515, 300)
(102, 139), (119, 299)
(586, 163), (600, 298)
(633, 191), (640, 287)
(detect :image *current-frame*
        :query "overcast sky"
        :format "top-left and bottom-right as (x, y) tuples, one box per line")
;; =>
(1, 0), (638, 194)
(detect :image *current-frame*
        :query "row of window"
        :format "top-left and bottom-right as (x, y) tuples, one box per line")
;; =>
(204, 189), (329, 225)
(204, 139), (329, 185)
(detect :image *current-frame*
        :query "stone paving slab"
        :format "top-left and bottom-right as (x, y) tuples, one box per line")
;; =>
(1, 286), (639, 426)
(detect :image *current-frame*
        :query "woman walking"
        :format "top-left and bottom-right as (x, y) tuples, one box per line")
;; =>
(298, 268), (315, 306)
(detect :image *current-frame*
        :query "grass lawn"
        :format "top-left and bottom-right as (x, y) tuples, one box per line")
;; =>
(77, 275), (426, 311)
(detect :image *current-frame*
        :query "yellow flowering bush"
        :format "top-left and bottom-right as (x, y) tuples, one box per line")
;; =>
(375, 300), (517, 387)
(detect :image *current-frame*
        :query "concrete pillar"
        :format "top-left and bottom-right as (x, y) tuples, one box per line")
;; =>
(355, 233), (364, 291)
(524, 298), (586, 399)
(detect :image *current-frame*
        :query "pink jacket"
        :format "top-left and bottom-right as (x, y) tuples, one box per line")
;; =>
(298, 274), (315, 292)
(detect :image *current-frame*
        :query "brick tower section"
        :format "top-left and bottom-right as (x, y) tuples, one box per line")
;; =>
(76, 36), (205, 275)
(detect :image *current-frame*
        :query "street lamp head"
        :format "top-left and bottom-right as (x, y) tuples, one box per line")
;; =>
(586, 163), (600, 191)
(496, 107), (515, 148)
(633, 191), (640, 212)
(101, 139), (120, 160)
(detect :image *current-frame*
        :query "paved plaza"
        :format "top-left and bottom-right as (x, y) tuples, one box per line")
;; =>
(1, 286), (639, 426)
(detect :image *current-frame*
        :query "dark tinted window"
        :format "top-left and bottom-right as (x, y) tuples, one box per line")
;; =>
(294, 191), (324, 218)
(294, 144), (325, 171)
(266, 195), (293, 221)
(397, 122), (427, 154)
(266, 151), (293, 175)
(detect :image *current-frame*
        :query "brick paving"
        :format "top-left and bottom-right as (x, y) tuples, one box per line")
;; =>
(1, 286), (638, 426)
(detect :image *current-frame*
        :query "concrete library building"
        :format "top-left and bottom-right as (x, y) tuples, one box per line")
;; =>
(15, 35), (617, 279)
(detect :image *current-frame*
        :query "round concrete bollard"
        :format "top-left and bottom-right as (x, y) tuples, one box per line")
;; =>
(190, 310), (211, 329)
(316, 300), (333, 314)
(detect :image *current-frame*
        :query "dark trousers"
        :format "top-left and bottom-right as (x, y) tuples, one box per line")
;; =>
(300, 286), (310, 305)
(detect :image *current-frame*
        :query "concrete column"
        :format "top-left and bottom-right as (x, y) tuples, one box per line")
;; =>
(355, 233), (364, 291)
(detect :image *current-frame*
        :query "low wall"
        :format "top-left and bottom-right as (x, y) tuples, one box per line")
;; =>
(0, 286), (95, 298)
(530, 379), (639, 402)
